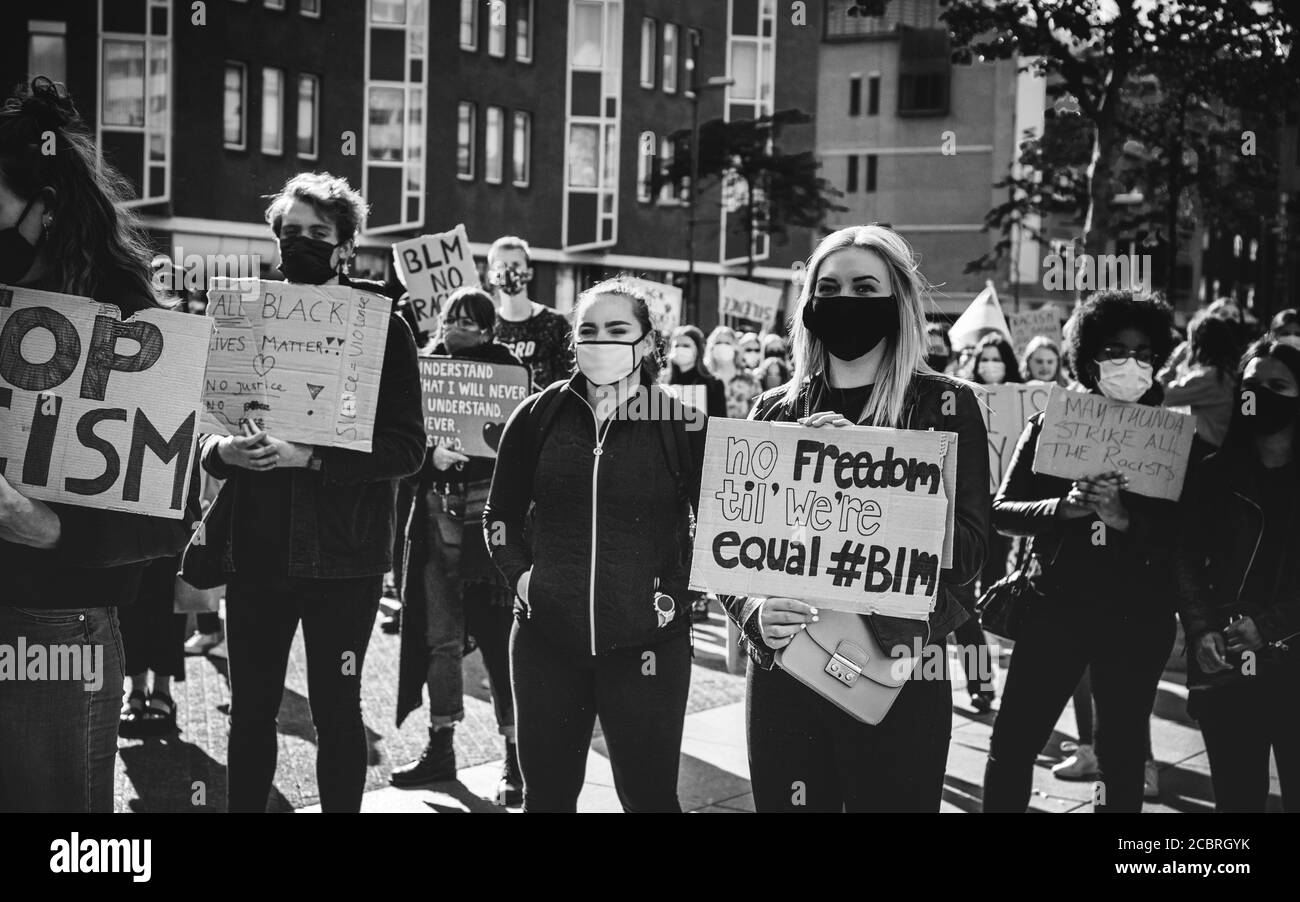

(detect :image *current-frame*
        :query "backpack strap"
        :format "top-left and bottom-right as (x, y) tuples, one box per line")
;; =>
(648, 384), (692, 511)
(527, 379), (573, 480)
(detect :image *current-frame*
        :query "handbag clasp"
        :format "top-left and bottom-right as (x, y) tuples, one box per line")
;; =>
(825, 652), (861, 687)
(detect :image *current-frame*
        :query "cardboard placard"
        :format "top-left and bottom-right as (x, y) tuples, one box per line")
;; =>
(0, 285), (212, 518)
(689, 419), (954, 620)
(662, 383), (708, 416)
(419, 356), (531, 458)
(1007, 307), (1063, 358)
(1032, 388), (1196, 501)
(621, 277), (682, 334)
(719, 277), (782, 333)
(201, 279), (391, 452)
(980, 382), (1054, 493)
(392, 224), (480, 334)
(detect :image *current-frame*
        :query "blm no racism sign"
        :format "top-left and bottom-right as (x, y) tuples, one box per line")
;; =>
(0, 286), (212, 518)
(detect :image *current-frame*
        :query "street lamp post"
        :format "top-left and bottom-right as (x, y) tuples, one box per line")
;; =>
(685, 40), (733, 324)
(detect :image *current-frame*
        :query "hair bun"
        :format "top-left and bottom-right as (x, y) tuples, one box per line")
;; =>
(16, 76), (78, 132)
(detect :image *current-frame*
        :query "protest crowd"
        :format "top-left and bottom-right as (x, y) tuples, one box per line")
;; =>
(2, 77), (1298, 815)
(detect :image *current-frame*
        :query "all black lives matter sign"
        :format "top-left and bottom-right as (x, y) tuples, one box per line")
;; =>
(0, 286), (212, 518)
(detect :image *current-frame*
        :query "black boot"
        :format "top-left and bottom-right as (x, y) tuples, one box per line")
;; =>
(391, 727), (456, 787)
(496, 741), (523, 807)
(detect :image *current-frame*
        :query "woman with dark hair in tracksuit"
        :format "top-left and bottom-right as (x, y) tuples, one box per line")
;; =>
(483, 278), (704, 813)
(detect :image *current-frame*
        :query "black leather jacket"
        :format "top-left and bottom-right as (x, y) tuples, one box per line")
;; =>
(1175, 442), (1300, 655)
(721, 372), (991, 668)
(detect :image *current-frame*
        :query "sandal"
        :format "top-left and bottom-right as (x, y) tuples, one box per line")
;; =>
(142, 690), (178, 737)
(119, 689), (147, 739)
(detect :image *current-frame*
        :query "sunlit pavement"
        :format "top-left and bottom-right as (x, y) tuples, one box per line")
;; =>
(114, 602), (1281, 813)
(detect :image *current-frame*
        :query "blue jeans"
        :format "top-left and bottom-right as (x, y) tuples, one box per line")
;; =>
(0, 606), (125, 812)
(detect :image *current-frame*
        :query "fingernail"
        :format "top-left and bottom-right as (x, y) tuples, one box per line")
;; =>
(800, 623), (807, 630)
(812, 615), (819, 622)
(810, 607), (819, 615)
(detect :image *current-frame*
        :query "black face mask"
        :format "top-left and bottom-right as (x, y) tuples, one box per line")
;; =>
(802, 295), (900, 362)
(0, 196), (42, 284)
(443, 327), (486, 355)
(1242, 385), (1300, 435)
(278, 235), (341, 285)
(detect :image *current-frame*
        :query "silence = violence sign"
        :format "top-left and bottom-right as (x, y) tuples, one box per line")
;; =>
(688, 419), (956, 621)
(419, 356), (531, 458)
(201, 279), (390, 452)
(1032, 387), (1196, 501)
(0, 286), (213, 518)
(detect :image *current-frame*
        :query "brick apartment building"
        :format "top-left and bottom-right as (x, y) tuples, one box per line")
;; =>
(4, 0), (824, 331)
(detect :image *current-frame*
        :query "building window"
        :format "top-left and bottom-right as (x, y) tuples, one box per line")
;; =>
(657, 135), (679, 204)
(685, 28), (699, 97)
(564, 0), (622, 249)
(513, 110), (531, 186)
(264, 0), (285, 9)
(223, 62), (246, 149)
(849, 74), (861, 116)
(722, 0), (776, 264)
(516, 0), (534, 62)
(637, 130), (655, 202)
(488, 1), (506, 56)
(300, 0), (321, 17)
(261, 67), (284, 155)
(485, 105), (504, 183)
(27, 21), (67, 85)
(824, 0), (939, 39)
(662, 22), (678, 94)
(898, 72), (947, 115)
(372, 0), (404, 22)
(866, 153), (877, 192)
(365, 0), (428, 232)
(460, 0), (477, 50)
(898, 27), (951, 116)
(458, 101), (476, 179)
(867, 73), (879, 115)
(296, 74), (318, 158)
(99, 0), (172, 206)
(640, 17), (656, 88)
(846, 155), (859, 193)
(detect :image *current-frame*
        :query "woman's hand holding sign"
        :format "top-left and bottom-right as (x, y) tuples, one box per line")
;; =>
(798, 412), (854, 428)
(757, 598), (820, 650)
(1065, 471), (1131, 532)
(0, 472), (61, 550)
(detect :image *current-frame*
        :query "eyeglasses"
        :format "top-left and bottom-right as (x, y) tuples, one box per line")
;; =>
(445, 316), (482, 330)
(1097, 346), (1154, 366)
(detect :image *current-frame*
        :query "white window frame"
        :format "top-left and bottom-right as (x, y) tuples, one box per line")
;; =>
(516, 0), (534, 63)
(637, 129), (655, 202)
(512, 110), (532, 187)
(28, 20), (68, 86)
(488, 0), (507, 57)
(460, 0), (478, 51)
(261, 66), (284, 156)
(562, 0), (623, 251)
(721, 0), (776, 265)
(97, 0), (172, 207)
(264, 0), (286, 10)
(457, 101), (476, 180)
(640, 17), (656, 89)
(300, 0), (322, 17)
(485, 105), (504, 184)
(296, 73), (319, 160)
(662, 22), (678, 95)
(362, 0), (429, 234)
(223, 61), (247, 151)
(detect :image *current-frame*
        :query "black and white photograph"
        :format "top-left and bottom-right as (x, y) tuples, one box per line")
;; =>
(0, 0), (1296, 884)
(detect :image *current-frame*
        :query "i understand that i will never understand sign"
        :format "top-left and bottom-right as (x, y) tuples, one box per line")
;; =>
(0, 285), (213, 518)
(419, 356), (531, 458)
(201, 279), (391, 452)
(689, 419), (956, 621)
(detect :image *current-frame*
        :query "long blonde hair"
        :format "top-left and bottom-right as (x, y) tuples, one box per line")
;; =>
(784, 225), (935, 426)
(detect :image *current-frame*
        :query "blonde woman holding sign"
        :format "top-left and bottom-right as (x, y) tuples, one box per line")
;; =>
(722, 225), (991, 812)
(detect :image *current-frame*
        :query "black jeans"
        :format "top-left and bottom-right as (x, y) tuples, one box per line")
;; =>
(984, 594), (1174, 812)
(225, 574), (381, 812)
(1191, 655), (1300, 812)
(951, 616), (995, 695)
(747, 644), (953, 812)
(510, 620), (691, 812)
(119, 555), (187, 680)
